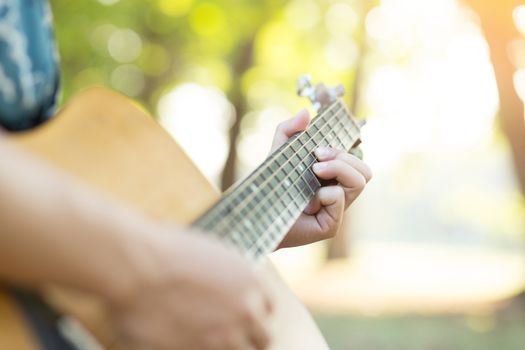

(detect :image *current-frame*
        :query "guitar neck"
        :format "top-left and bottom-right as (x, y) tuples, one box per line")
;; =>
(192, 99), (362, 262)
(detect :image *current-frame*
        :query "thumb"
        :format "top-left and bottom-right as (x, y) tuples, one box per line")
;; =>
(270, 109), (310, 152)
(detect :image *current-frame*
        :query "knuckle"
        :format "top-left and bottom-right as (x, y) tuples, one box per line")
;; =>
(363, 164), (373, 182)
(355, 175), (367, 190)
(333, 185), (345, 198)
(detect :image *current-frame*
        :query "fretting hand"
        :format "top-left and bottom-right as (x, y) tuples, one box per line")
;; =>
(271, 108), (372, 249)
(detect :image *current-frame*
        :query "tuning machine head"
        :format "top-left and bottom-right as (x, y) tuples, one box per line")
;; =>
(297, 75), (345, 111)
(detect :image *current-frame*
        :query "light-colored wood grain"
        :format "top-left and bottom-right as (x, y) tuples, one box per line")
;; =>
(0, 88), (328, 349)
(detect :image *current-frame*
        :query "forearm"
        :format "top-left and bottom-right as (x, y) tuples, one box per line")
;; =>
(0, 134), (163, 302)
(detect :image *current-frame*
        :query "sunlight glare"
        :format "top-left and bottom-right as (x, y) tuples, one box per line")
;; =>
(158, 84), (233, 186)
(237, 107), (290, 176)
(513, 5), (525, 37)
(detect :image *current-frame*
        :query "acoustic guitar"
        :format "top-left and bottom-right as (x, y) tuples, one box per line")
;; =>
(0, 76), (364, 349)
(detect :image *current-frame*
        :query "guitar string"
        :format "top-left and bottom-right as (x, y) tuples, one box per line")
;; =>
(206, 105), (359, 254)
(243, 116), (353, 252)
(203, 103), (358, 249)
(231, 120), (357, 260)
(194, 100), (343, 230)
(244, 117), (356, 259)
(195, 101), (344, 233)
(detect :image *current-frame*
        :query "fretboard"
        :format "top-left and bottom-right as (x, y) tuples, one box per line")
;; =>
(192, 99), (362, 262)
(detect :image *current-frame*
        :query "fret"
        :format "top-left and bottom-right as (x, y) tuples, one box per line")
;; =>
(334, 132), (344, 150)
(274, 155), (284, 166)
(298, 146), (308, 159)
(238, 219), (258, 244)
(253, 176), (263, 188)
(275, 168), (286, 182)
(282, 146), (294, 160)
(275, 198), (286, 213)
(261, 167), (272, 182)
(283, 190), (294, 204)
(231, 195), (241, 208)
(296, 162), (306, 175)
(192, 98), (363, 262)
(304, 152), (316, 166)
(313, 132), (324, 144)
(268, 160), (278, 173)
(319, 109), (333, 122)
(300, 178), (315, 198)
(290, 139), (302, 152)
(305, 168), (322, 192)
(304, 139), (316, 152)
(289, 182), (301, 199)
(324, 130), (334, 144)
(283, 162), (293, 176)
(292, 167), (302, 181)
(290, 154), (300, 167)
(271, 215), (284, 233)
(245, 197), (255, 211)
(295, 182), (309, 201)
(239, 205), (250, 219)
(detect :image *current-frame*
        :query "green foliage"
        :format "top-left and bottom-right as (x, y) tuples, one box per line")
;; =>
(49, 0), (367, 115)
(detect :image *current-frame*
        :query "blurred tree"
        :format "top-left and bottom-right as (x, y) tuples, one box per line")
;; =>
(462, 0), (525, 196)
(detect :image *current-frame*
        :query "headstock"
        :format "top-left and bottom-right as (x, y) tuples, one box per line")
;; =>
(297, 75), (365, 159)
(296, 75), (345, 112)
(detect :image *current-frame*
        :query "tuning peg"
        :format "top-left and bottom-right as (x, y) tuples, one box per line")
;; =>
(296, 75), (312, 95)
(296, 75), (345, 111)
(330, 84), (345, 100)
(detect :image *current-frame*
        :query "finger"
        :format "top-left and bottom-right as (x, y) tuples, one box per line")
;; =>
(303, 195), (321, 215)
(312, 159), (367, 207)
(270, 109), (310, 151)
(281, 186), (345, 248)
(314, 185), (345, 237)
(315, 147), (372, 182)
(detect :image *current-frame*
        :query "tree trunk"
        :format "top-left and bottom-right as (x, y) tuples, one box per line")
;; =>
(220, 41), (254, 191)
(463, 0), (525, 195)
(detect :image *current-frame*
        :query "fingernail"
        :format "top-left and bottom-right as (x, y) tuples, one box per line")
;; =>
(312, 162), (327, 173)
(314, 147), (332, 159)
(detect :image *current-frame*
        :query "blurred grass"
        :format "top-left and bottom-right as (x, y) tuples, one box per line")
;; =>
(314, 308), (525, 350)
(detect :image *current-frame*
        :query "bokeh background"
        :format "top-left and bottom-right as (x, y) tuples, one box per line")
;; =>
(50, 0), (525, 348)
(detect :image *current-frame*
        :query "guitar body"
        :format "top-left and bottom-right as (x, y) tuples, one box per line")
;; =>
(0, 88), (328, 349)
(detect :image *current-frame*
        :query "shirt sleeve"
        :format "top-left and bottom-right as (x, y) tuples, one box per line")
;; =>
(0, 0), (60, 132)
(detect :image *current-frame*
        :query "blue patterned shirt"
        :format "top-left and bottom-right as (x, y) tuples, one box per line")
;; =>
(0, 0), (59, 131)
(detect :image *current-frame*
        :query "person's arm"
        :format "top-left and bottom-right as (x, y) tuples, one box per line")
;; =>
(0, 131), (155, 299)
(0, 131), (271, 350)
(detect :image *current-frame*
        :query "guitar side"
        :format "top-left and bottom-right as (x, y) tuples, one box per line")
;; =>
(0, 88), (328, 349)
